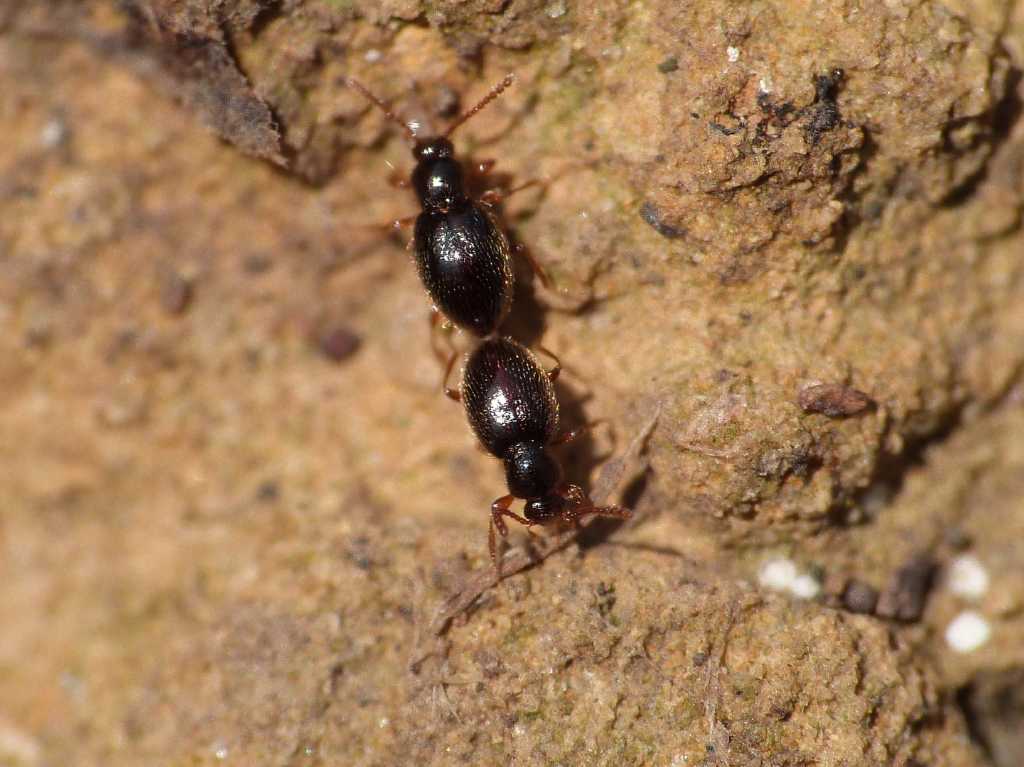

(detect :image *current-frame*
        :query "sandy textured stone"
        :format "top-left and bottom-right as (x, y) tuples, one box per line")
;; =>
(2, 0), (1023, 764)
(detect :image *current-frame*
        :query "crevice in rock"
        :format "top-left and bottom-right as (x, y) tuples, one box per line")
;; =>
(939, 66), (1023, 209)
(957, 683), (997, 765)
(247, 0), (284, 39)
(956, 671), (1024, 767)
(832, 402), (966, 528)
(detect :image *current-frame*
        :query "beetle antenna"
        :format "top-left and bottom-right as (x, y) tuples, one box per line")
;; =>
(445, 73), (516, 138)
(344, 77), (418, 142)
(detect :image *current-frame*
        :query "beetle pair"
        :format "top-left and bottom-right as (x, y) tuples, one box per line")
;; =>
(346, 74), (630, 570)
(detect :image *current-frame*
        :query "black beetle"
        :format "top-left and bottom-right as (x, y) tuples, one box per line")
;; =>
(346, 75), (548, 342)
(450, 336), (631, 571)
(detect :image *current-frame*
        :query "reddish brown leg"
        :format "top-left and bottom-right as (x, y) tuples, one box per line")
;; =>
(356, 211), (411, 236)
(534, 345), (561, 382)
(559, 483), (632, 528)
(430, 310), (462, 400)
(489, 495), (536, 578)
(476, 159), (496, 175)
(387, 168), (410, 189)
(564, 501), (632, 528)
(550, 420), (606, 447)
(390, 213), (417, 230)
(443, 351), (461, 401)
(513, 242), (554, 290)
(429, 309), (455, 364)
(475, 173), (554, 290)
(360, 213), (417, 236)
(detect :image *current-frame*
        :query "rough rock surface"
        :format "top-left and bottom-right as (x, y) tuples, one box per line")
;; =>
(2, 0), (1023, 765)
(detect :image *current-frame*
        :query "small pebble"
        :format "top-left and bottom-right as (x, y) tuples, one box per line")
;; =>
(876, 554), (935, 622)
(798, 383), (873, 417)
(945, 610), (991, 653)
(316, 324), (361, 363)
(842, 579), (879, 614)
(947, 555), (989, 600)
(158, 269), (193, 315)
(726, 46), (740, 63)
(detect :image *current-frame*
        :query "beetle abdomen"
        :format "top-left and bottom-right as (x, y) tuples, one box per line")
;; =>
(414, 202), (514, 336)
(461, 337), (559, 458)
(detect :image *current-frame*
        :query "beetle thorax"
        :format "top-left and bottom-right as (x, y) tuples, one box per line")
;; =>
(412, 138), (466, 211)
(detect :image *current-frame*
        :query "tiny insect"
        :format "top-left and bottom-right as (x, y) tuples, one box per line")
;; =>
(344, 74), (549, 347)
(448, 336), (631, 572)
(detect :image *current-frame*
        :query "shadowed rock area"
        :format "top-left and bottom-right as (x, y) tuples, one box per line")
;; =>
(2, 1), (1023, 765)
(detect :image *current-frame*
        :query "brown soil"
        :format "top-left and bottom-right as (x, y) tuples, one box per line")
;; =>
(2, 1), (1023, 765)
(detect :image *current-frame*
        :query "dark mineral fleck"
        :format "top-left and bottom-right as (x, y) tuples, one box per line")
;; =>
(315, 324), (361, 363)
(640, 201), (685, 239)
(804, 68), (845, 145)
(657, 56), (679, 74)
(842, 579), (879, 614)
(158, 269), (193, 315)
(876, 554), (936, 622)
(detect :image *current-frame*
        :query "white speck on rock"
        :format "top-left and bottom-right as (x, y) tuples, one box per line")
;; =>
(790, 573), (821, 600)
(947, 554), (989, 600)
(546, 0), (567, 18)
(40, 117), (67, 148)
(364, 49), (382, 63)
(759, 558), (797, 592)
(758, 75), (773, 94)
(945, 610), (991, 653)
(759, 558), (821, 600)
(727, 46), (740, 63)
